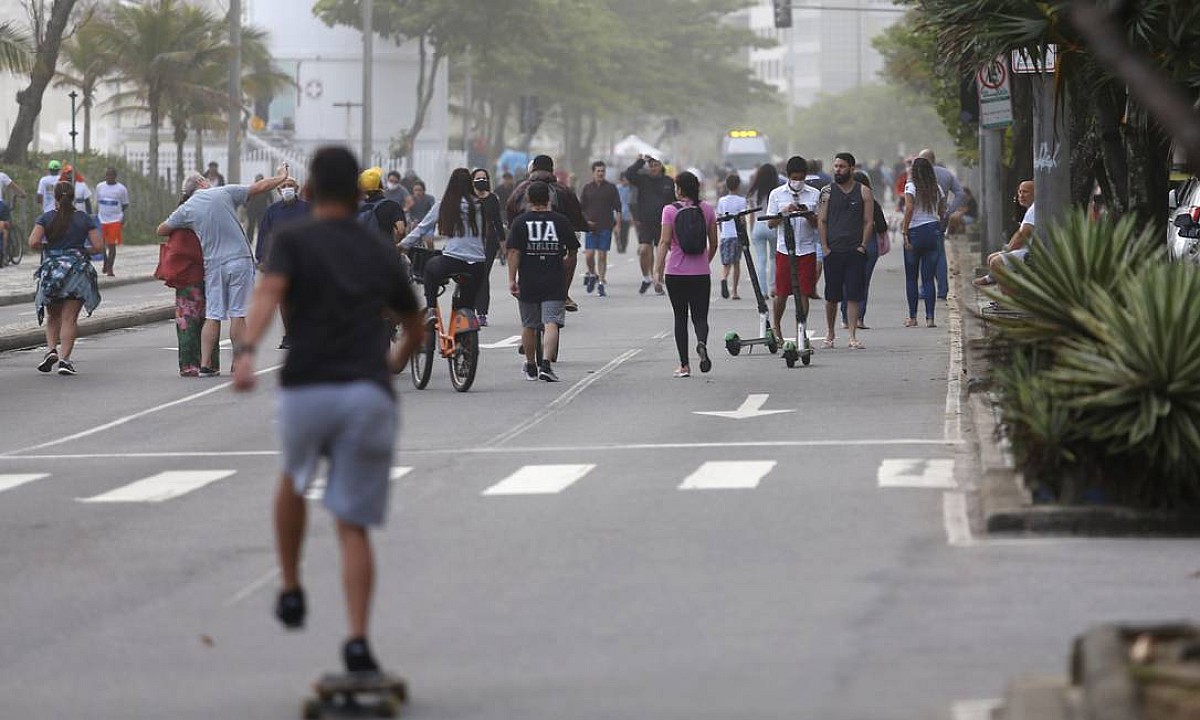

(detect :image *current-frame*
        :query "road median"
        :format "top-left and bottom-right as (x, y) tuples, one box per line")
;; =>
(0, 299), (175, 353)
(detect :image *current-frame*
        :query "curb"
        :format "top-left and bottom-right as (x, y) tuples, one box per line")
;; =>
(0, 273), (157, 308)
(0, 301), (174, 353)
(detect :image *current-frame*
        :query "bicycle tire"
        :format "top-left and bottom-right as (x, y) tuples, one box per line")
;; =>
(6, 226), (22, 266)
(448, 331), (478, 393)
(410, 319), (435, 390)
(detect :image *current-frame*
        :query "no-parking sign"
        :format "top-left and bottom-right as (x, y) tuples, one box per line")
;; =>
(977, 57), (1013, 130)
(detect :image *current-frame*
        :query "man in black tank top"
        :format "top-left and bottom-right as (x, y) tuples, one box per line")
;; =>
(817, 152), (875, 350)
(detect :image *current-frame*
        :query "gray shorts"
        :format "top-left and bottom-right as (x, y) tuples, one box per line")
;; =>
(519, 300), (566, 329)
(277, 381), (397, 527)
(1002, 247), (1031, 265)
(204, 257), (255, 320)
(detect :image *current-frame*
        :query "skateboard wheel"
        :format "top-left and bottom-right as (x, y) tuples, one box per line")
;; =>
(302, 697), (322, 719)
(376, 697), (398, 717)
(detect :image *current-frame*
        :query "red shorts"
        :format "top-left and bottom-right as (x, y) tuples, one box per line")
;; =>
(775, 251), (816, 298)
(101, 222), (123, 245)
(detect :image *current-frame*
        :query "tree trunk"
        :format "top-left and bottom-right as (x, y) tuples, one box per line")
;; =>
(148, 94), (161, 190)
(2, 0), (79, 164)
(172, 117), (187, 195)
(194, 127), (204, 173)
(407, 35), (443, 157)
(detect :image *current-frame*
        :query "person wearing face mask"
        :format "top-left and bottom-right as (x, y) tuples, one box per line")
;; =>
(383, 170), (413, 212)
(358, 167), (407, 245)
(471, 168), (506, 327)
(765, 156), (821, 345)
(257, 178), (310, 350)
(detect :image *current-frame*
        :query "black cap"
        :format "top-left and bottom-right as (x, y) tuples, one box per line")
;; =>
(531, 155), (554, 172)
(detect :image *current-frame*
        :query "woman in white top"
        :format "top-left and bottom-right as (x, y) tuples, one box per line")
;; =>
(901, 157), (946, 327)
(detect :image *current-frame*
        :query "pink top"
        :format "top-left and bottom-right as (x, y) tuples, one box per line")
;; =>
(661, 200), (715, 276)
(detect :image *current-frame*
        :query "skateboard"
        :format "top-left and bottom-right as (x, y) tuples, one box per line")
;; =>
(301, 671), (408, 719)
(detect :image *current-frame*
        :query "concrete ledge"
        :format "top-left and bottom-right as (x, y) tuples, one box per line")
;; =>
(996, 676), (1076, 720)
(0, 301), (174, 352)
(987, 505), (1200, 537)
(0, 273), (157, 308)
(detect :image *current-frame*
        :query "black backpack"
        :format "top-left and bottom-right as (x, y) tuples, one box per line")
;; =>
(673, 202), (707, 255)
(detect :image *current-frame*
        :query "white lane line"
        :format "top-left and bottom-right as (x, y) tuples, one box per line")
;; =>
(78, 470), (236, 503)
(2, 363), (283, 456)
(2, 438), (962, 461)
(943, 491), (974, 547)
(951, 698), (1002, 720)
(480, 335), (522, 349)
(305, 466), (413, 500)
(679, 461), (775, 490)
(223, 567), (279, 607)
(483, 464), (595, 496)
(483, 348), (642, 447)
(651, 330), (670, 339)
(0, 473), (49, 494)
(877, 459), (956, 489)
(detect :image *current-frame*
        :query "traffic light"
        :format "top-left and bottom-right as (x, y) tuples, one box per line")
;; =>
(772, 0), (792, 29)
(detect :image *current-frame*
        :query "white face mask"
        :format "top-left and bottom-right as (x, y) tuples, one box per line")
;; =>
(788, 179), (805, 192)
(281, 187), (296, 202)
(386, 181), (399, 190)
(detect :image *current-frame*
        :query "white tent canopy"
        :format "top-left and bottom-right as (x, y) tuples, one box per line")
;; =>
(612, 134), (664, 160)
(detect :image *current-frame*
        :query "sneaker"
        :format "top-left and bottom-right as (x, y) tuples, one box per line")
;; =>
(596, 282), (606, 297)
(343, 637), (380, 674)
(275, 588), (306, 629)
(720, 279), (729, 299)
(639, 280), (652, 295)
(523, 363), (539, 381)
(37, 349), (58, 373)
(56, 359), (77, 376)
(538, 361), (560, 382)
(673, 367), (691, 378)
(564, 296), (579, 312)
(478, 313), (488, 327)
(584, 273), (596, 294)
(654, 283), (665, 296)
(198, 366), (220, 378)
(697, 342), (712, 373)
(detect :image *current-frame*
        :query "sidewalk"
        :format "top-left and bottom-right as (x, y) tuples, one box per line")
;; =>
(0, 245), (173, 352)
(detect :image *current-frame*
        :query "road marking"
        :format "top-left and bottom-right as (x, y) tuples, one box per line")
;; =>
(0, 473), (49, 494)
(2, 363), (283, 456)
(223, 567), (280, 607)
(877, 459), (956, 488)
(943, 491), (974, 547)
(483, 464), (595, 495)
(305, 466), (413, 500)
(483, 348), (642, 447)
(651, 330), (671, 340)
(679, 461), (775, 490)
(78, 470), (236, 503)
(945, 262), (965, 442)
(480, 335), (522, 349)
(951, 699), (1002, 720)
(695, 393), (795, 420)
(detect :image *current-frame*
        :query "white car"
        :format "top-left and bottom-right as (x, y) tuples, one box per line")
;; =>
(1169, 176), (1200, 262)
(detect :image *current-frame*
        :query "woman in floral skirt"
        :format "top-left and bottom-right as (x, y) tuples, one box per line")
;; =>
(165, 190), (212, 376)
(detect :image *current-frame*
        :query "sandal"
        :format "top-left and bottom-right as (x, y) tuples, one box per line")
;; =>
(904, 318), (918, 327)
(821, 337), (835, 349)
(847, 339), (865, 350)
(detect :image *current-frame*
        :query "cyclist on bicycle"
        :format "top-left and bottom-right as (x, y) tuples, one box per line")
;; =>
(400, 168), (486, 316)
(507, 181), (579, 382)
(0, 197), (11, 266)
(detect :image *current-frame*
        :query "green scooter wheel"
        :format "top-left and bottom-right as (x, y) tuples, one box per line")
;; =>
(724, 332), (742, 357)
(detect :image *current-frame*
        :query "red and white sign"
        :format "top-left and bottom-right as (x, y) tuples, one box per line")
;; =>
(977, 57), (1013, 130)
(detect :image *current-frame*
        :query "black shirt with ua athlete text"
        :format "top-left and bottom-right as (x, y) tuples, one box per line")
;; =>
(507, 209), (580, 303)
(267, 217), (419, 396)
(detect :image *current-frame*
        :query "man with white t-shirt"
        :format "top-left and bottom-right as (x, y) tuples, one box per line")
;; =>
(96, 167), (131, 276)
(0, 169), (28, 203)
(765, 155), (821, 342)
(974, 180), (1035, 289)
(37, 160), (62, 213)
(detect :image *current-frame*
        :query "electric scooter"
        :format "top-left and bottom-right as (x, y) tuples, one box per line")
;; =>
(718, 206), (778, 357)
(758, 208), (814, 368)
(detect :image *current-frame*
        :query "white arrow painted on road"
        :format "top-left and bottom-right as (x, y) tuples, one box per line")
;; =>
(694, 393), (795, 420)
(480, 335), (522, 349)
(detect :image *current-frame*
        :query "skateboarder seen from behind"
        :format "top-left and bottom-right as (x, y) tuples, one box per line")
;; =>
(233, 145), (424, 673)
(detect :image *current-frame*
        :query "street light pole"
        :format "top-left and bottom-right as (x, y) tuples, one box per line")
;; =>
(361, 0), (373, 165)
(68, 91), (79, 183)
(227, 0), (242, 184)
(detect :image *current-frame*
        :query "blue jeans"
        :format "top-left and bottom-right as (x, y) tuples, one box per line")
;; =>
(905, 223), (941, 320)
(935, 230), (948, 299)
(749, 223), (775, 296)
(841, 240), (879, 324)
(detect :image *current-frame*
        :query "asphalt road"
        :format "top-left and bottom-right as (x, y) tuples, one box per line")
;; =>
(0, 247), (1195, 720)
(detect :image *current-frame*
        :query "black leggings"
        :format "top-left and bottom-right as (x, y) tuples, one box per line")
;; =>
(665, 274), (710, 366)
(476, 239), (501, 315)
(423, 254), (484, 310)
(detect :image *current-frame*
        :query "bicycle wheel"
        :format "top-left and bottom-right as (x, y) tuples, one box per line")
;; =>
(409, 318), (435, 390)
(7, 226), (22, 266)
(448, 331), (479, 392)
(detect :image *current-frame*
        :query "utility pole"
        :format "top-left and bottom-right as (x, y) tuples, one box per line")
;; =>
(227, 0), (242, 184)
(361, 0), (373, 165)
(1031, 64), (1070, 231)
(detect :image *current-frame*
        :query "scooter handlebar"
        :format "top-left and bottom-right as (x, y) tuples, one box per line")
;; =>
(715, 206), (763, 223)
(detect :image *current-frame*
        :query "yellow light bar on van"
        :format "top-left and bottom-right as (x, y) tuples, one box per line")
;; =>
(728, 130), (760, 138)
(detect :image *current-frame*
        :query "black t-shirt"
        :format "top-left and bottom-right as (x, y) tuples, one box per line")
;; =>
(507, 210), (580, 303)
(363, 195), (406, 241)
(267, 218), (419, 396)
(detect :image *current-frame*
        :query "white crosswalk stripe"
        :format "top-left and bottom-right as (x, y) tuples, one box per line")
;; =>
(877, 458), (956, 488)
(678, 461), (776, 490)
(483, 464), (596, 496)
(0, 473), (50, 495)
(78, 470), (237, 503)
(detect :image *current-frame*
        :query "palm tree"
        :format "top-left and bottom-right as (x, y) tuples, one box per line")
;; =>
(0, 21), (30, 74)
(94, 0), (223, 186)
(54, 16), (108, 154)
